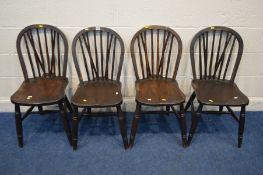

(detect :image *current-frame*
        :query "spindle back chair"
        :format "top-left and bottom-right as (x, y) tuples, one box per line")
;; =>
(11, 24), (72, 147)
(185, 26), (249, 148)
(129, 25), (187, 148)
(71, 27), (128, 150)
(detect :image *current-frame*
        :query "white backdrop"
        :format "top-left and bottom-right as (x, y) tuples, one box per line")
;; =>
(0, 0), (262, 111)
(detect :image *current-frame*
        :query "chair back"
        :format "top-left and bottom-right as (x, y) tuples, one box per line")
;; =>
(190, 26), (243, 82)
(72, 27), (125, 83)
(16, 24), (68, 80)
(130, 25), (183, 80)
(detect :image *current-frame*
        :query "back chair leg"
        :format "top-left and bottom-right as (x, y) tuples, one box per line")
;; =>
(185, 92), (196, 112)
(72, 106), (79, 150)
(38, 105), (44, 115)
(86, 107), (91, 115)
(129, 103), (141, 148)
(178, 104), (188, 147)
(116, 105), (129, 149)
(188, 103), (203, 145)
(166, 106), (170, 115)
(65, 96), (73, 113)
(238, 106), (246, 148)
(58, 102), (72, 146)
(15, 104), (23, 147)
(219, 106), (224, 113)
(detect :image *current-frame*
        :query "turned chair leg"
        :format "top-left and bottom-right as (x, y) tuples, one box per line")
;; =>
(178, 104), (188, 147)
(58, 102), (72, 146)
(238, 106), (246, 148)
(72, 106), (79, 150)
(15, 104), (23, 147)
(129, 103), (141, 148)
(185, 92), (196, 112)
(188, 103), (203, 145)
(116, 105), (129, 149)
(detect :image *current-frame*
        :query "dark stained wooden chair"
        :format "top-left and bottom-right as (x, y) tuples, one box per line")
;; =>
(129, 25), (187, 148)
(185, 26), (249, 147)
(71, 27), (128, 150)
(11, 24), (72, 147)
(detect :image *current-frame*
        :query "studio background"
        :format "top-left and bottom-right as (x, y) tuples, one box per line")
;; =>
(0, 0), (262, 111)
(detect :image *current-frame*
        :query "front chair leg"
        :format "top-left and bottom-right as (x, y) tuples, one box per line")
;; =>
(188, 103), (203, 145)
(238, 106), (246, 148)
(129, 103), (141, 148)
(72, 105), (79, 150)
(15, 104), (23, 147)
(178, 104), (188, 147)
(58, 102), (72, 146)
(116, 105), (129, 149)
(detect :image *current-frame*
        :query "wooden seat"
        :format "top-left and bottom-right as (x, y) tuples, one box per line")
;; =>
(136, 78), (185, 105)
(185, 26), (249, 148)
(129, 25), (187, 148)
(192, 80), (249, 106)
(71, 80), (122, 107)
(71, 27), (128, 150)
(11, 78), (68, 105)
(11, 24), (72, 147)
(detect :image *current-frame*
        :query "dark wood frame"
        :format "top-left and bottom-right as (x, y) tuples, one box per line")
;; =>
(129, 25), (187, 148)
(185, 26), (249, 147)
(71, 27), (128, 150)
(11, 24), (72, 147)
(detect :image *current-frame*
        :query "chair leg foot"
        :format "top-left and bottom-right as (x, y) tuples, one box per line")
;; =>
(72, 139), (78, 150)
(15, 104), (23, 147)
(129, 104), (141, 148)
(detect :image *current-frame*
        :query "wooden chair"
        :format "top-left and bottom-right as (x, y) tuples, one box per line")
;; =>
(185, 26), (249, 147)
(71, 27), (128, 150)
(129, 25), (187, 148)
(10, 24), (72, 147)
